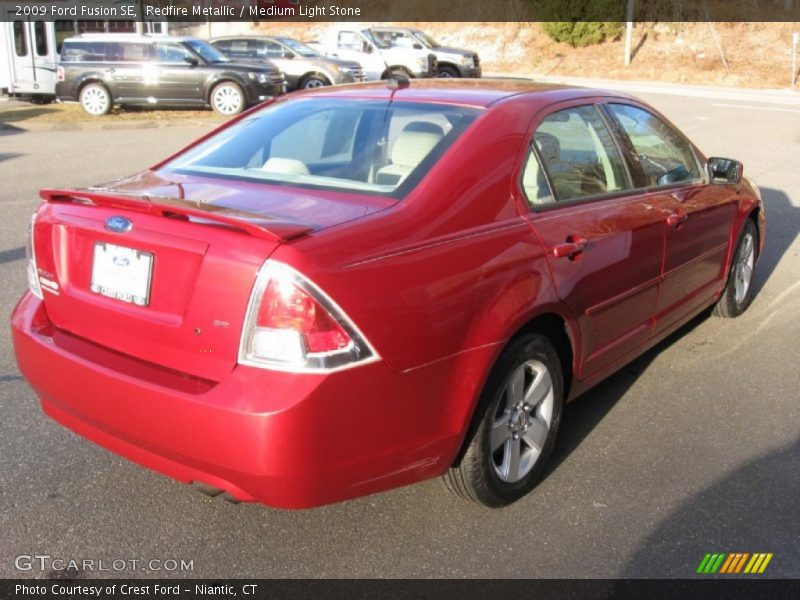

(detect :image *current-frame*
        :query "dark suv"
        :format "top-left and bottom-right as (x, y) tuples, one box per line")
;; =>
(56, 34), (285, 116)
(211, 36), (365, 91)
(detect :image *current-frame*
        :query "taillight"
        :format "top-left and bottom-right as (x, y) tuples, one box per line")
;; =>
(25, 213), (43, 300)
(56, 66), (65, 82)
(239, 261), (377, 372)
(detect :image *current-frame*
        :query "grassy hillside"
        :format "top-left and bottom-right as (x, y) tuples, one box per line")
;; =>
(189, 21), (800, 89)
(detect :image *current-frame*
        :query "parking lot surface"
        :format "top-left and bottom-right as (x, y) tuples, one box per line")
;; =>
(0, 90), (798, 578)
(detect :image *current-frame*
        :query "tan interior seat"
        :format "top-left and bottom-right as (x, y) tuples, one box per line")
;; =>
(375, 122), (444, 186)
(260, 157), (310, 176)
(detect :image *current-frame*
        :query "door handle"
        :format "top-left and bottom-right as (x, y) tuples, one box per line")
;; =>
(666, 209), (688, 227)
(105, 68), (116, 74)
(552, 236), (588, 259)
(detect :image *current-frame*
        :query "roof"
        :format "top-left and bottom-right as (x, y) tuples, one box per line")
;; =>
(65, 34), (197, 43)
(299, 78), (630, 109)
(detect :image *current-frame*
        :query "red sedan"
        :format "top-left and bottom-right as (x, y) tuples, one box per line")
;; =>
(12, 80), (764, 509)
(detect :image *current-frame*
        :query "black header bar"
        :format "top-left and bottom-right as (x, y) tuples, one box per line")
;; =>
(2, 0), (800, 23)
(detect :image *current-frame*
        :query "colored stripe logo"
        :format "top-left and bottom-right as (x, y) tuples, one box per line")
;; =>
(696, 552), (773, 574)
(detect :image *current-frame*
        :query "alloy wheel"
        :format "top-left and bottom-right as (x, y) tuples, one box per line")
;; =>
(491, 360), (554, 483)
(734, 232), (755, 305)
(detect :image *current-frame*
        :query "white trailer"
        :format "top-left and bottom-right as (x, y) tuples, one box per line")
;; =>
(1, 16), (167, 99)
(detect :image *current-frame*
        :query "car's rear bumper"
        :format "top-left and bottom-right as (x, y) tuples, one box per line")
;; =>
(12, 293), (481, 508)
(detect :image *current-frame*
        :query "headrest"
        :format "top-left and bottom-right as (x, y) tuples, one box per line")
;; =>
(391, 121), (445, 168)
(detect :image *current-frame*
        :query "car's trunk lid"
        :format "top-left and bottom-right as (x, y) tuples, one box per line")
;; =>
(32, 177), (390, 382)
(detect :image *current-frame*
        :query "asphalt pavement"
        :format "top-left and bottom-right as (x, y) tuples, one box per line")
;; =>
(0, 89), (798, 578)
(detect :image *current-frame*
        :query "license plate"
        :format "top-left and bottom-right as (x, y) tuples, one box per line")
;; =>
(90, 242), (153, 306)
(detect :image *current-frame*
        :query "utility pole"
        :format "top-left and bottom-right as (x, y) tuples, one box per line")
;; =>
(624, 0), (634, 66)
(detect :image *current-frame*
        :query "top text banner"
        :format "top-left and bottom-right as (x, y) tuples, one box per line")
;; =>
(2, 0), (800, 22)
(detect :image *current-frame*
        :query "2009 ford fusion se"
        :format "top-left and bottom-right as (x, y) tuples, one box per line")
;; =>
(12, 80), (764, 509)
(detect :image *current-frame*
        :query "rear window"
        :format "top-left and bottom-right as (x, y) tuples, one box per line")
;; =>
(165, 98), (480, 198)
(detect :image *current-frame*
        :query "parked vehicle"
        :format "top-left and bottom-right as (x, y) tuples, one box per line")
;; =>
(56, 34), (285, 116)
(312, 27), (436, 80)
(370, 27), (481, 78)
(0, 20), (58, 102)
(0, 18), (168, 102)
(210, 36), (365, 91)
(13, 80), (764, 509)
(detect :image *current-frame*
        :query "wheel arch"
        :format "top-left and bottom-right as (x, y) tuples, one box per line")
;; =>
(436, 61), (462, 76)
(299, 71), (332, 87)
(76, 76), (111, 100)
(449, 308), (578, 467)
(205, 76), (243, 102)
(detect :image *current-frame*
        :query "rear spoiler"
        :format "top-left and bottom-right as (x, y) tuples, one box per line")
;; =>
(39, 188), (314, 243)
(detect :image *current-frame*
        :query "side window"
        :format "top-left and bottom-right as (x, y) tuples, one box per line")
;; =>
(213, 40), (232, 53)
(338, 31), (361, 52)
(608, 103), (701, 187)
(263, 41), (284, 58)
(13, 22), (27, 57)
(338, 31), (367, 53)
(223, 39), (252, 58)
(533, 105), (629, 202)
(34, 22), (48, 56)
(61, 41), (105, 62)
(521, 151), (554, 206)
(156, 42), (194, 64)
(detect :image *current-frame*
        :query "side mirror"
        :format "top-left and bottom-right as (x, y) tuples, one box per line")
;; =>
(707, 157), (743, 184)
(183, 56), (199, 67)
(362, 43), (373, 54)
(413, 43), (423, 50)
(284, 50), (295, 59)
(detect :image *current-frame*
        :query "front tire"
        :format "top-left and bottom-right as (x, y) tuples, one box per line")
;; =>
(445, 333), (564, 507)
(713, 219), (758, 318)
(79, 83), (112, 116)
(210, 82), (245, 116)
(437, 66), (460, 78)
(300, 75), (329, 89)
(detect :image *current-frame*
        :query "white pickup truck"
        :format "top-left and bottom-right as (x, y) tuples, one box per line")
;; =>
(310, 27), (437, 81)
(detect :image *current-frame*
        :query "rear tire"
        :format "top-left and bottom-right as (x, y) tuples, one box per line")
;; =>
(210, 82), (245, 116)
(713, 219), (758, 318)
(444, 333), (564, 507)
(79, 83), (112, 116)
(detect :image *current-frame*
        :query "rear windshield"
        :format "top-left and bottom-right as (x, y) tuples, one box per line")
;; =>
(165, 98), (480, 198)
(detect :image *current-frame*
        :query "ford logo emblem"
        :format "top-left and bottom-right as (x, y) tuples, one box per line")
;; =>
(106, 216), (133, 233)
(113, 256), (130, 267)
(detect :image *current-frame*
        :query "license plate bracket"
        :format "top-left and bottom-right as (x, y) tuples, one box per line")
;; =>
(90, 242), (153, 306)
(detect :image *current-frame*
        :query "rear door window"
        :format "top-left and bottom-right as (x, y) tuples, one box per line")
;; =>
(531, 105), (630, 203)
(106, 42), (151, 62)
(156, 42), (194, 64)
(607, 103), (702, 187)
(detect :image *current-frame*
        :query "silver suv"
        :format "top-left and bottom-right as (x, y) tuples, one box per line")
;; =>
(211, 36), (365, 91)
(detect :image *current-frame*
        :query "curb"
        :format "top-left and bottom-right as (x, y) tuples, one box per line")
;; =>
(0, 118), (222, 132)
